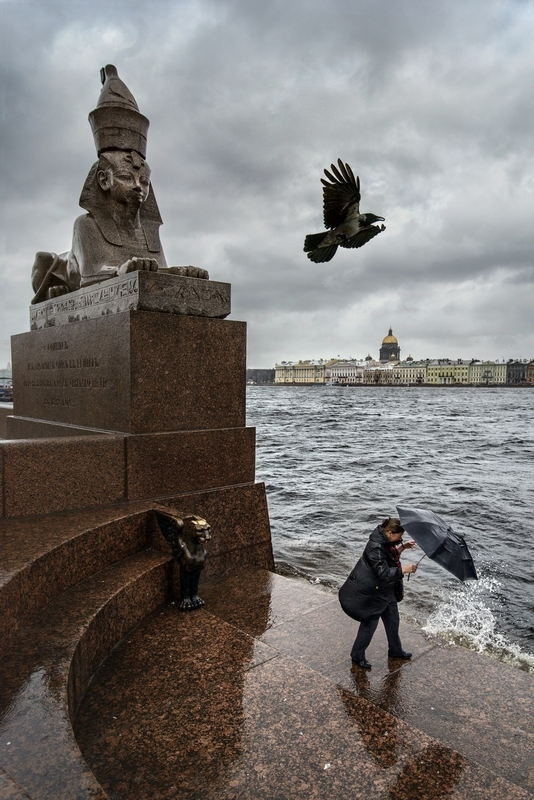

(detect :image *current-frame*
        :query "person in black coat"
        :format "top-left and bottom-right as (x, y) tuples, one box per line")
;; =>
(339, 517), (418, 669)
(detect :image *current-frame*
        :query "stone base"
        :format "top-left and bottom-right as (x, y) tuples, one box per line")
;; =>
(0, 426), (255, 518)
(30, 270), (231, 330)
(11, 311), (246, 434)
(6, 415), (116, 438)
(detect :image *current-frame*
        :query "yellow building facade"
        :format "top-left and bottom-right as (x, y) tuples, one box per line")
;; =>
(426, 360), (471, 385)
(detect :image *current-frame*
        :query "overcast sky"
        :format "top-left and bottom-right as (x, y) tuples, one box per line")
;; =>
(1, 0), (534, 367)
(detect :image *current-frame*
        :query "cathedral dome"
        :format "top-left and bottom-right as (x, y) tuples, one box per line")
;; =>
(379, 327), (401, 363)
(382, 327), (398, 344)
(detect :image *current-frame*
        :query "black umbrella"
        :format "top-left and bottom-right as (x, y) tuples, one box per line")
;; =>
(396, 506), (478, 582)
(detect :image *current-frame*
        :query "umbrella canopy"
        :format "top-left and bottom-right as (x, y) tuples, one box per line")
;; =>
(396, 506), (478, 582)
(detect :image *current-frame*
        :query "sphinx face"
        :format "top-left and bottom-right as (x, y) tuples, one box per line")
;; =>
(97, 151), (151, 210)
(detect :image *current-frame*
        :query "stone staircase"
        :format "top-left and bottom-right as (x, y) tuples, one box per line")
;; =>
(0, 505), (176, 799)
(0, 481), (273, 800)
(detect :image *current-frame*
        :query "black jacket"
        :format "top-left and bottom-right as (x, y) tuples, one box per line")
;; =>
(338, 526), (404, 622)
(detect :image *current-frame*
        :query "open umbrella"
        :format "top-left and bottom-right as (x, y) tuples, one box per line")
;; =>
(396, 506), (478, 582)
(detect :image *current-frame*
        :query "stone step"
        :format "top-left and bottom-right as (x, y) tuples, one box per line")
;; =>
(0, 502), (160, 652)
(0, 483), (273, 655)
(0, 547), (173, 800)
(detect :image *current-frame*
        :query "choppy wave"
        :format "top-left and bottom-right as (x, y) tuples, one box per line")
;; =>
(422, 576), (534, 673)
(247, 385), (534, 672)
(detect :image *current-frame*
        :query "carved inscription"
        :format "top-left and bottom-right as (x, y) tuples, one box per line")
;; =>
(47, 340), (69, 351)
(23, 344), (109, 410)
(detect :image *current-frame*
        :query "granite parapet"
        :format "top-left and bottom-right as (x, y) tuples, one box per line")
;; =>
(0, 428), (258, 519)
(0, 485), (272, 653)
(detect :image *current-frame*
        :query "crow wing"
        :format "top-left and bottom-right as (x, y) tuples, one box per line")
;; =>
(321, 159), (360, 230)
(340, 225), (383, 249)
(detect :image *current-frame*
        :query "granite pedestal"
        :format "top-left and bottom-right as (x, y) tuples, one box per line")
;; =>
(10, 311), (243, 436)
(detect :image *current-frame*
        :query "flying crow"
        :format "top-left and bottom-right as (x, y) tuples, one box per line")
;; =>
(304, 160), (385, 263)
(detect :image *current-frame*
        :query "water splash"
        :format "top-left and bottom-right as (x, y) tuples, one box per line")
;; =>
(422, 577), (534, 673)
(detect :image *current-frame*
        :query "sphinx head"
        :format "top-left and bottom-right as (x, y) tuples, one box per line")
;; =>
(96, 150), (151, 210)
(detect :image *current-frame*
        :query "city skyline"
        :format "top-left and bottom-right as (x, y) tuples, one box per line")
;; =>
(2, 2), (534, 367)
(270, 326), (533, 370)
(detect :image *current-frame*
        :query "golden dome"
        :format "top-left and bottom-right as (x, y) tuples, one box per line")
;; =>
(382, 327), (398, 344)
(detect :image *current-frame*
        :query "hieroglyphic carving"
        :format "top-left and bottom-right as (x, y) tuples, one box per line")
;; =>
(30, 272), (230, 329)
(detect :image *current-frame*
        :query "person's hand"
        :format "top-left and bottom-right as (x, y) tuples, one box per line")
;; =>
(402, 540), (417, 550)
(402, 563), (418, 575)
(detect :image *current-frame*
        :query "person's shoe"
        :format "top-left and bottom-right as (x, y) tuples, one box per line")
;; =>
(388, 651), (412, 659)
(352, 659), (372, 669)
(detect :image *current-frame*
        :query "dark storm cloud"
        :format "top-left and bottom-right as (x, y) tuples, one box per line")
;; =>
(1, 0), (534, 367)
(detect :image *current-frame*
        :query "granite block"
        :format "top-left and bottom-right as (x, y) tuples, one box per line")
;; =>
(74, 605), (532, 800)
(12, 312), (246, 434)
(0, 487), (272, 654)
(159, 482), (273, 558)
(11, 316), (131, 432)
(200, 540), (276, 583)
(0, 405), (12, 439)
(126, 426), (255, 499)
(2, 435), (125, 518)
(129, 312), (246, 433)
(29, 271), (231, 330)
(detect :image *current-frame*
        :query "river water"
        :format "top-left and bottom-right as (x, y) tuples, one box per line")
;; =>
(247, 385), (534, 672)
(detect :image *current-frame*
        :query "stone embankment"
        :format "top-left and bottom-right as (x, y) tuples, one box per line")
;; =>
(1, 504), (532, 800)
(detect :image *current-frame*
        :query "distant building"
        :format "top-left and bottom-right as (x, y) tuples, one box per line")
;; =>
(469, 361), (507, 385)
(275, 340), (533, 387)
(379, 328), (401, 363)
(391, 360), (428, 385)
(0, 363), (12, 387)
(246, 369), (275, 385)
(275, 359), (338, 384)
(426, 359), (471, 385)
(326, 360), (365, 385)
(506, 360), (528, 385)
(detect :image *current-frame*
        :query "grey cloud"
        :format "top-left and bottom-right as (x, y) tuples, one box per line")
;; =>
(1, 0), (534, 368)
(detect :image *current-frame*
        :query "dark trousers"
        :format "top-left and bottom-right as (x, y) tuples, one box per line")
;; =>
(350, 600), (403, 661)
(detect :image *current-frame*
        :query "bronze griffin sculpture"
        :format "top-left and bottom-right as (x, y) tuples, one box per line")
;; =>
(154, 511), (212, 610)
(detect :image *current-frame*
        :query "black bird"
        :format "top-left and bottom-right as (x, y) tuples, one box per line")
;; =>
(304, 159), (385, 263)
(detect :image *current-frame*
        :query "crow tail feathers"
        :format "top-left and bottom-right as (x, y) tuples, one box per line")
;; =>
(303, 232), (338, 263)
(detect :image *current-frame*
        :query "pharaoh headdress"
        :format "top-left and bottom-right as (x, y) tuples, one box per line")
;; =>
(79, 65), (163, 252)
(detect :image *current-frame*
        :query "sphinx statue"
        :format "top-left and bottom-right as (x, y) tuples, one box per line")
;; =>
(31, 65), (207, 304)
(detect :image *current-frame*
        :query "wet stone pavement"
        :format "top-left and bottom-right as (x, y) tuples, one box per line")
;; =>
(75, 569), (534, 800)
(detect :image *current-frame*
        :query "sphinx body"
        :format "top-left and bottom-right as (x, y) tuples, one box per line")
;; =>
(31, 65), (206, 304)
